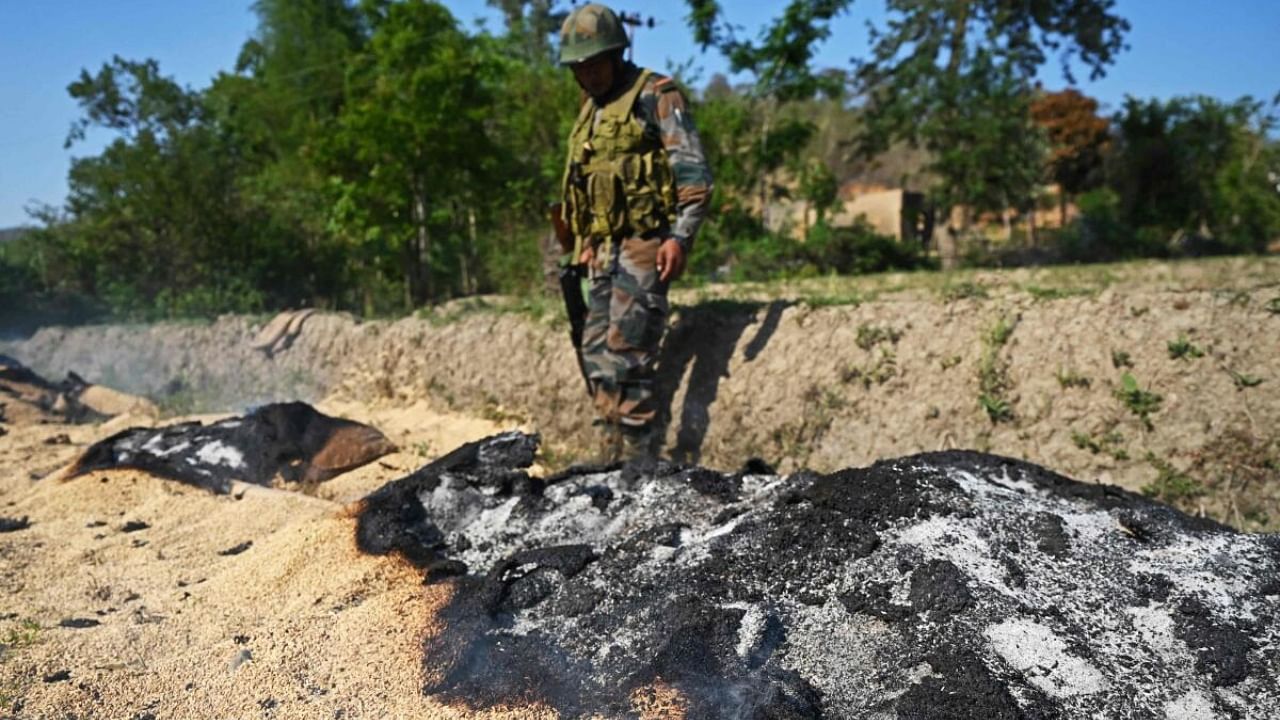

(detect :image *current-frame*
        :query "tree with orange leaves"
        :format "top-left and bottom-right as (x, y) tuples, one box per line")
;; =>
(1030, 89), (1111, 225)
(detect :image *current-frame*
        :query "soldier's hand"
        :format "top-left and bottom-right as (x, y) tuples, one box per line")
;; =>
(656, 238), (686, 283)
(578, 245), (595, 267)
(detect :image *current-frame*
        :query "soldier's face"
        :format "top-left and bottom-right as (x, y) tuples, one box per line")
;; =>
(571, 53), (616, 98)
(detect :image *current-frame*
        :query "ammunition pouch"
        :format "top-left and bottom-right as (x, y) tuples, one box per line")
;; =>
(561, 68), (678, 264)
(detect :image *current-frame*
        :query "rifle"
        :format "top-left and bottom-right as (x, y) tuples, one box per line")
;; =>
(548, 202), (593, 396)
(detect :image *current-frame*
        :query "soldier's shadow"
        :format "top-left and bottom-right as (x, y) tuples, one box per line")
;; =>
(653, 299), (789, 464)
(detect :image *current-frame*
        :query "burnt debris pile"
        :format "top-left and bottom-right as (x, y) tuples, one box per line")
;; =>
(357, 432), (1280, 719)
(70, 402), (395, 493)
(0, 354), (156, 425)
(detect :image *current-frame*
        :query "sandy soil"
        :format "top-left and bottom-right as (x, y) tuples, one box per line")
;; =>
(0, 401), (560, 719)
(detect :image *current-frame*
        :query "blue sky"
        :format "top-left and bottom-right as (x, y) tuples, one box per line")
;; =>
(2, 0), (1277, 228)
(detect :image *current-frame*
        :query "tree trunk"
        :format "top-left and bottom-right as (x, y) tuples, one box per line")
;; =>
(946, 2), (970, 79)
(1001, 195), (1013, 242)
(412, 191), (432, 306)
(759, 104), (771, 228)
(936, 206), (957, 270)
(466, 205), (479, 295)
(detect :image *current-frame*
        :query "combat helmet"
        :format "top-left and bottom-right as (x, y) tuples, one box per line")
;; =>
(559, 3), (629, 66)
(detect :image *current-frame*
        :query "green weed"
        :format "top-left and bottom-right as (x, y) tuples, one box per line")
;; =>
(978, 394), (1014, 423)
(940, 355), (962, 370)
(1024, 284), (1095, 301)
(1264, 296), (1280, 314)
(1142, 453), (1205, 506)
(977, 315), (1018, 423)
(0, 618), (41, 711)
(1056, 368), (1091, 389)
(842, 349), (898, 389)
(1227, 369), (1264, 389)
(942, 282), (989, 302)
(1130, 306), (1150, 317)
(3, 619), (40, 648)
(804, 293), (862, 309)
(1115, 373), (1162, 430)
(1167, 335), (1204, 360)
(855, 323), (904, 351)
(1111, 349), (1133, 369)
(1071, 429), (1129, 460)
(987, 316), (1016, 347)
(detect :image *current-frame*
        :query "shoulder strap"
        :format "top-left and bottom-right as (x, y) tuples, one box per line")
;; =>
(600, 68), (652, 120)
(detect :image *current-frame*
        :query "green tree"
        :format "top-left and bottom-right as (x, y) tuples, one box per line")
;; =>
(207, 0), (366, 308)
(689, 0), (1129, 263)
(1110, 95), (1280, 253)
(55, 57), (269, 316)
(328, 0), (503, 309)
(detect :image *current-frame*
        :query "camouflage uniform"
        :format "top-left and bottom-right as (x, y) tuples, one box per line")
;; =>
(570, 65), (713, 439)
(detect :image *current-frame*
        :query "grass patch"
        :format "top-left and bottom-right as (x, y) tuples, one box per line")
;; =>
(977, 315), (1018, 423)
(1111, 349), (1133, 369)
(1, 618), (42, 712)
(772, 384), (848, 466)
(1167, 335), (1204, 360)
(940, 354), (962, 370)
(942, 281), (989, 302)
(1267, 296), (1280, 314)
(841, 349), (898, 389)
(855, 323), (904, 351)
(1227, 369), (1264, 389)
(1071, 429), (1129, 461)
(1142, 453), (1205, 506)
(987, 316), (1016, 347)
(1024, 284), (1095, 301)
(803, 293), (862, 309)
(1056, 368), (1091, 389)
(2, 618), (40, 649)
(1114, 373), (1162, 430)
(420, 294), (559, 328)
(978, 394), (1013, 423)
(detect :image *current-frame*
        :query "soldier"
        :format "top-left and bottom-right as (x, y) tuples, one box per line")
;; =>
(558, 3), (713, 462)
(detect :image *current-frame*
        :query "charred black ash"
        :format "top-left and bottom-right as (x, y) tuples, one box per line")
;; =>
(69, 402), (394, 493)
(357, 433), (1280, 718)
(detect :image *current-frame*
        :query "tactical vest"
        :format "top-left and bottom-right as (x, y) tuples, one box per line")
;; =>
(561, 68), (679, 263)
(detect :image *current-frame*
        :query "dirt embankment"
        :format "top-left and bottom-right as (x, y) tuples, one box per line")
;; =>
(4, 257), (1278, 528)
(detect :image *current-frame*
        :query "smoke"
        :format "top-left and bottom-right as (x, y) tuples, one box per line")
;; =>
(0, 317), (332, 415)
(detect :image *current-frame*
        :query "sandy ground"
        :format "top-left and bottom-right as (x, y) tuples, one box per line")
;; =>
(0, 400), (560, 720)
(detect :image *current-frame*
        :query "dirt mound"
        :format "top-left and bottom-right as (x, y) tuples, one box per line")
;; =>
(358, 433), (1280, 718)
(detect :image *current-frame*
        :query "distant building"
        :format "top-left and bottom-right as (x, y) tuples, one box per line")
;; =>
(830, 184), (932, 245)
(766, 182), (933, 246)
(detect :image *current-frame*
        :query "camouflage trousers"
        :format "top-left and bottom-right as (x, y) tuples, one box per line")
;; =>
(581, 236), (669, 431)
